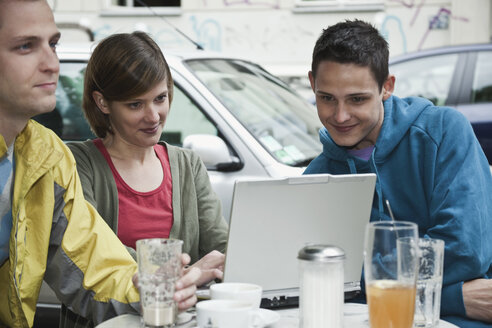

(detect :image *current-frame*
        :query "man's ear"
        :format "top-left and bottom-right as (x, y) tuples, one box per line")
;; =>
(382, 75), (396, 101)
(308, 71), (316, 93)
(92, 91), (110, 114)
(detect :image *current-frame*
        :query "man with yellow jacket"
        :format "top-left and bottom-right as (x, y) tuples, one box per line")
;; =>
(0, 1), (199, 327)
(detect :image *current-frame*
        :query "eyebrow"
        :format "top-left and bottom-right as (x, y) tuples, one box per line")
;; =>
(125, 90), (168, 101)
(316, 90), (372, 98)
(346, 92), (371, 97)
(11, 32), (61, 43)
(315, 90), (331, 96)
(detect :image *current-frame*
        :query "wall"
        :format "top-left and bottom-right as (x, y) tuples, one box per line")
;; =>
(450, 0), (490, 45)
(51, 0), (491, 86)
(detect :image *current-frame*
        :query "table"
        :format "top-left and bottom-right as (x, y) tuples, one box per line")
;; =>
(96, 303), (458, 327)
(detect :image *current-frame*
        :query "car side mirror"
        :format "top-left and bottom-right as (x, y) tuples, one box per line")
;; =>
(183, 134), (243, 172)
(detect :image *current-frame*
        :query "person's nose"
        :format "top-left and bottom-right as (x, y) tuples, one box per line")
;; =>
(40, 44), (60, 74)
(333, 102), (350, 123)
(145, 104), (161, 123)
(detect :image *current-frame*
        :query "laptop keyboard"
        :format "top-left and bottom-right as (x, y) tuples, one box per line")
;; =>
(260, 290), (361, 309)
(261, 295), (299, 309)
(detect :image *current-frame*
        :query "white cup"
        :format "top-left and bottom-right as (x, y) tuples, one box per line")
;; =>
(196, 300), (264, 328)
(209, 282), (263, 308)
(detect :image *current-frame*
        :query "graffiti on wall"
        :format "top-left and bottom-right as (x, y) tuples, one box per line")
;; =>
(380, 15), (408, 54)
(190, 16), (222, 51)
(418, 7), (468, 50)
(389, 0), (426, 26)
(383, 0), (469, 53)
(186, 13), (314, 58)
(51, 0), (475, 72)
(223, 18), (314, 56)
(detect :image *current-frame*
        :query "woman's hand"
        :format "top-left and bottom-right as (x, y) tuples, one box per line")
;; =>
(185, 250), (225, 287)
(174, 253), (201, 311)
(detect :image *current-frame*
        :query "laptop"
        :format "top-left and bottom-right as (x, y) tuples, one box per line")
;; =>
(222, 173), (376, 308)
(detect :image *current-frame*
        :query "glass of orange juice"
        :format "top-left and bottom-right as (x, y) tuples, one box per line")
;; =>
(364, 221), (419, 328)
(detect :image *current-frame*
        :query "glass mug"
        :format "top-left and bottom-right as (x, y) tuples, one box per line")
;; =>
(364, 221), (419, 328)
(136, 238), (183, 328)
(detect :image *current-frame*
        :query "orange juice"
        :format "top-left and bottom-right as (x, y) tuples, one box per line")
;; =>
(367, 280), (416, 328)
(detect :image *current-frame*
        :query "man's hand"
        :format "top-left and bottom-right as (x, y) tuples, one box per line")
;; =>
(463, 278), (492, 322)
(185, 250), (225, 287)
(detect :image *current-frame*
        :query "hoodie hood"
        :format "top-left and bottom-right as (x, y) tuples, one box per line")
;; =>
(319, 95), (434, 164)
(315, 95), (435, 221)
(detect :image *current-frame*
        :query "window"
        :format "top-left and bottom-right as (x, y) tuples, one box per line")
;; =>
(115, 0), (180, 7)
(471, 51), (492, 104)
(102, 0), (181, 16)
(390, 54), (459, 106)
(294, 0), (383, 12)
(163, 86), (218, 146)
(186, 59), (322, 166)
(36, 61), (214, 145)
(34, 62), (95, 141)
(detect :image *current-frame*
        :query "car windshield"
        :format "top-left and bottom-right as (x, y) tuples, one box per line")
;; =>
(186, 59), (322, 166)
(34, 62), (95, 141)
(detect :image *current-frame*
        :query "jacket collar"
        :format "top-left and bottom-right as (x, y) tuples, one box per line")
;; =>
(0, 135), (7, 158)
(13, 120), (63, 197)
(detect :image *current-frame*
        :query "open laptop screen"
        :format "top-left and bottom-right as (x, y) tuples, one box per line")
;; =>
(223, 174), (376, 301)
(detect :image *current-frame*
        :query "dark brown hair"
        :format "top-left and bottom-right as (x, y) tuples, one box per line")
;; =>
(312, 20), (389, 91)
(83, 31), (174, 138)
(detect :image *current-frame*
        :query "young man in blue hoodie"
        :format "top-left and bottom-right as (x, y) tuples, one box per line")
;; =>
(305, 20), (492, 327)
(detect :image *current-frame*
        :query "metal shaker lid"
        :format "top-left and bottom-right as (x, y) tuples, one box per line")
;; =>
(298, 244), (345, 262)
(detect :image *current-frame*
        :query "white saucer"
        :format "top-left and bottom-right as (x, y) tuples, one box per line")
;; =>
(176, 311), (194, 325)
(254, 308), (280, 327)
(343, 302), (369, 316)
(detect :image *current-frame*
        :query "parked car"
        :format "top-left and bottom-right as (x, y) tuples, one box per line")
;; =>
(389, 43), (492, 164)
(34, 43), (322, 326)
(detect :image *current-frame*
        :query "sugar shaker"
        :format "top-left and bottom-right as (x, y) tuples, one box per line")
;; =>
(298, 244), (345, 328)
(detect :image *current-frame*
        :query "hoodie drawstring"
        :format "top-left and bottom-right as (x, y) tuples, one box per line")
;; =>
(369, 156), (385, 220)
(347, 153), (386, 221)
(347, 158), (357, 174)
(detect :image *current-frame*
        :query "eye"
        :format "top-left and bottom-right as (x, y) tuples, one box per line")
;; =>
(49, 34), (60, 51)
(49, 41), (59, 50)
(319, 94), (334, 102)
(351, 96), (367, 103)
(16, 42), (32, 52)
(127, 102), (142, 109)
(155, 94), (167, 102)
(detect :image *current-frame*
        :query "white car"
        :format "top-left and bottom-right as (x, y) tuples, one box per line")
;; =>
(34, 43), (322, 325)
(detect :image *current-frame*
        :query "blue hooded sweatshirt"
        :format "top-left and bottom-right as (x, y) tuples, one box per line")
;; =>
(304, 95), (492, 327)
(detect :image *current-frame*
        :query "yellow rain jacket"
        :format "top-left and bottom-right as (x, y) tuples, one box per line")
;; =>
(0, 121), (140, 328)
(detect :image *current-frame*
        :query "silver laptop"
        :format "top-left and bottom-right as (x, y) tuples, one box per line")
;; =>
(222, 173), (376, 307)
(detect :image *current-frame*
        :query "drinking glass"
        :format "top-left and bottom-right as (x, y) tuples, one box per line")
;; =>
(414, 238), (445, 327)
(136, 238), (183, 328)
(364, 221), (419, 328)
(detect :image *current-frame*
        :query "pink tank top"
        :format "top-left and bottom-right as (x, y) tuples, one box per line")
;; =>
(94, 139), (173, 249)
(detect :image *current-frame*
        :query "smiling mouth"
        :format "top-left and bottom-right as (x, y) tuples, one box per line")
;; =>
(141, 126), (160, 134)
(333, 124), (356, 133)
